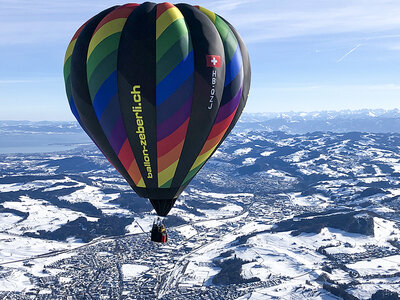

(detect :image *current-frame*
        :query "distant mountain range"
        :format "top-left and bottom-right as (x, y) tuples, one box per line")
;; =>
(2, 109), (400, 137)
(238, 108), (400, 133)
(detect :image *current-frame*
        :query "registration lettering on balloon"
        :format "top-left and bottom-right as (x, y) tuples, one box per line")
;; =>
(131, 85), (153, 179)
(208, 69), (217, 110)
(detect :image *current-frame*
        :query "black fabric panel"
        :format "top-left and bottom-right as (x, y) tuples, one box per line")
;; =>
(171, 3), (225, 190)
(222, 68), (244, 105)
(117, 2), (158, 193)
(70, 6), (138, 191)
(149, 198), (176, 216)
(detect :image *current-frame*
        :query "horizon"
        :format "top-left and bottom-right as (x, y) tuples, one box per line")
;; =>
(1, 0), (400, 121)
(1, 107), (400, 123)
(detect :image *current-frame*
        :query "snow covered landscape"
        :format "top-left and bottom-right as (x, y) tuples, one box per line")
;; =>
(0, 111), (400, 299)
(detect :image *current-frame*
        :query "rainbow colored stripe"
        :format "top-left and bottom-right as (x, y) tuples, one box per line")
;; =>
(85, 4), (145, 187)
(64, 21), (89, 124)
(156, 3), (194, 188)
(184, 6), (244, 184)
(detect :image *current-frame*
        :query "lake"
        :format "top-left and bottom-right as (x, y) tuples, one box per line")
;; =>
(0, 132), (91, 154)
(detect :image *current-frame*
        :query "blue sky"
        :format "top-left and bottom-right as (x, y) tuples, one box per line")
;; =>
(0, 0), (400, 120)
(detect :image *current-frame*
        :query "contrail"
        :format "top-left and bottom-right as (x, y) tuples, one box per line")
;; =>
(337, 44), (362, 62)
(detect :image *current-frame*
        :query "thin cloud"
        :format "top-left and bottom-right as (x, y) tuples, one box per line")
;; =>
(256, 83), (400, 93)
(205, 0), (261, 12)
(366, 84), (400, 90)
(364, 34), (400, 40)
(223, 1), (400, 43)
(337, 44), (362, 62)
(0, 78), (61, 84)
(2, 0), (400, 45)
(388, 43), (400, 51)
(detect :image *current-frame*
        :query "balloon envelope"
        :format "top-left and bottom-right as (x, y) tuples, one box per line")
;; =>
(63, 2), (251, 216)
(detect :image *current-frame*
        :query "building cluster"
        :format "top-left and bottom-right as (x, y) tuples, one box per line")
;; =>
(1, 169), (400, 298)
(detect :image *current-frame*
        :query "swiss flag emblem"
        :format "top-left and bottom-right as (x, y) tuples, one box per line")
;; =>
(206, 55), (221, 68)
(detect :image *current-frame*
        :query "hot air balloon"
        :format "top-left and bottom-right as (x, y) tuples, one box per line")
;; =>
(63, 2), (251, 240)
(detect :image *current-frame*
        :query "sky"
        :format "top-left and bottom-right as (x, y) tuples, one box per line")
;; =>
(0, 0), (400, 121)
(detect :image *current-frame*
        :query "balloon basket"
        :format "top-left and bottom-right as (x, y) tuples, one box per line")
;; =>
(151, 217), (168, 243)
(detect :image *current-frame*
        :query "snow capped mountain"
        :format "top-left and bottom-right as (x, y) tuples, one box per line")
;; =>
(241, 109), (400, 122)
(238, 109), (400, 134)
